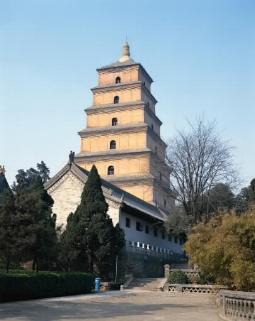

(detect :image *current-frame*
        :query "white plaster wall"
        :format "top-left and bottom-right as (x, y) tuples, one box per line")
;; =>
(48, 173), (120, 228)
(119, 211), (183, 254)
(107, 200), (120, 226)
(49, 173), (84, 228)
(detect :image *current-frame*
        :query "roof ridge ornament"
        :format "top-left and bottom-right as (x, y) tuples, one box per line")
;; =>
(119, 42), (130, 63)
(68, 151), (75, 165)
(0, 165), (5, 175)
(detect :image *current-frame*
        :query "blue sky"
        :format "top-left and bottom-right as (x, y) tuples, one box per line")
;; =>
(0, 0), (254, 188)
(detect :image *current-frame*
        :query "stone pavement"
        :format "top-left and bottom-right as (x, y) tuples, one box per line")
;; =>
(0, 290), (221, 321)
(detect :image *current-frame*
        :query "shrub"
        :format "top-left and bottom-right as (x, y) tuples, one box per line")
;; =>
(193, 272), (215, 285)
(168, 269), (189, 284)
(185, 211), (255, 291)
(0, 272), (94, 302)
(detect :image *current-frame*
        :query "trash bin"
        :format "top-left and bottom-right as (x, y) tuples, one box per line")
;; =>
(95, 277), (101, 292)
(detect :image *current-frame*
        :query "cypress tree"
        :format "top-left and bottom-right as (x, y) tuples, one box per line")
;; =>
(14, 166), (57, 271)
(63, 165), (125, 278)
(59, 212), (85, 272)
(0, 171), (18, 272)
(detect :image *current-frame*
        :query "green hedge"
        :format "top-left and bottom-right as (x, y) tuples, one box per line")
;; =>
(168, 269), (189, 284)
(0, 272), (94, 302)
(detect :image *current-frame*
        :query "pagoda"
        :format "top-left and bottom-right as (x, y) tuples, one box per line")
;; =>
(75, 43), (174, 215)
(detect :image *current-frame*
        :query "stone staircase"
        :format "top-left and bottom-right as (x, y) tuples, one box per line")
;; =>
(126, 278), (166, 291)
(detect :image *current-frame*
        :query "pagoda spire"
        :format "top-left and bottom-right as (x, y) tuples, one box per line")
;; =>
(119, 42), (130, 62)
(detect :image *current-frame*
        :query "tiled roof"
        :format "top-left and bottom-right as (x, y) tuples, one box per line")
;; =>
(97, 58), (138, 70)
(45, 162), (167, 222)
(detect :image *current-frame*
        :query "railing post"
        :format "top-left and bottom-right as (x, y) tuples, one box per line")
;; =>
(164, 264), (170, 278)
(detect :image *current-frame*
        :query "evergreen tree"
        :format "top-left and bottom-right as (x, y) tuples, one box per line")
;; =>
(235, 187), (249, 214)
(14, 166), (57, 271)
(0, 172), (18, 272)
(58, 213), (86, 272)
(249, 178), (255, 202)
(63, 165), (125, 279)
(37, 161), (50, 183)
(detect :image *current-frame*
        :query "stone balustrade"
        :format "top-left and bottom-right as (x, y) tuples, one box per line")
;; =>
(165, 283), (227, 294)
(218, 290), (255, 321)
(126, 240), (181, 259)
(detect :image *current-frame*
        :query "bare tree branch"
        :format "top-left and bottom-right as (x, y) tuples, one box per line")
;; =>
(166, 119), (238, 223)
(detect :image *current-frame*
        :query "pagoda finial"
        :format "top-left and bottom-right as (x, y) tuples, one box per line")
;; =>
(0, 165), (6, 175)
(119, 41), (130, 63)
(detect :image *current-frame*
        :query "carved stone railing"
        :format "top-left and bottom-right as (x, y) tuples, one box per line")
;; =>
(165, 283), (227, 294)
(218, 290), (255, 321)
(126, 241), (183, 259)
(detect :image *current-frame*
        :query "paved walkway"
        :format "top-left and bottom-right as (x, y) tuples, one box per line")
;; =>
(0, 290), (221, 321)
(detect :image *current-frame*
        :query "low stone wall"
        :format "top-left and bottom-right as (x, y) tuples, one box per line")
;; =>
(218, 290), (255, 321)
(165, 283), (227, 294)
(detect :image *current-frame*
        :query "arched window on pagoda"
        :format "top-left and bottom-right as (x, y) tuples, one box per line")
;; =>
(110, 140), (116, 149)
(115, 77), (121, 84)
(112, 118), (118, 126)
(113, 96), (119, 104)
(107, 165), (114, 175)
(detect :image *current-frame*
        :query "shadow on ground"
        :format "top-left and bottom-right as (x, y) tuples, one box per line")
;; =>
(0, 292), (219, 321)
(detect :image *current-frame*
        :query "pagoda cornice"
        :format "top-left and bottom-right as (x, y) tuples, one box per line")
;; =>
(79, 123), (147, 137)
(91, 81), (142, 93)
(102, 173), (154, 184)
(97, 62), (153, 83)
(85, 101), (162, 125)
(78, 123), (167, 147)
(75, 148), (152, 162)
(91, 81), (157, 104)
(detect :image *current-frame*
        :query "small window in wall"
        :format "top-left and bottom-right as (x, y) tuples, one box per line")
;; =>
(126, 217), (130, 228)
(136, 221), (143, 231)
(168, 235), (172, 242)
(164, 199), (166, 208)
(174, 236), (178, 243)
(107, 165), (114, 175)
(145, 225), (149, 234)
(155, 146), (158, 155)
(110, 140), (116, 149)
(161, 231), (165, 240)
(112, 118), (118, 126)
(114, 96), (119, 104)
(159, 172), (162, 181)
(115, 77), (121, 84)
(154, 228), (158, 237)
(151, 124), (154, 131)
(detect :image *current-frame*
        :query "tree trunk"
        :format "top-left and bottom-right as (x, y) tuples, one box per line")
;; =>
(6, 257), (10, 273)
(32, 259), (36, 271)
(89, 255), (93, 273)
(33, 257), (39, 272)
(36, 258), (39, 272)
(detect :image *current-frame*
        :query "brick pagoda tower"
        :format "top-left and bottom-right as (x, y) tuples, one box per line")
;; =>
(75, 43), (174, 215)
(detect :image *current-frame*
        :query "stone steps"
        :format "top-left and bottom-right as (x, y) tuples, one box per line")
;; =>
(127, 278), (166, 291)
